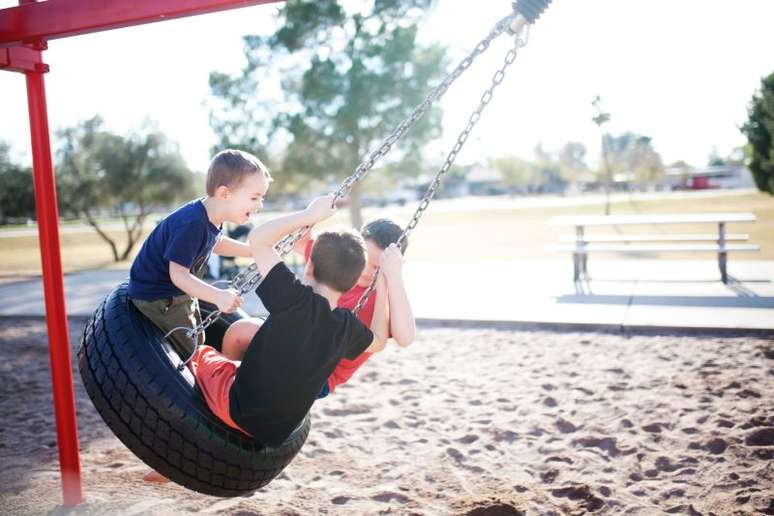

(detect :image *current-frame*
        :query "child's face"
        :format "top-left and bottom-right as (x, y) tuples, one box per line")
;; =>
(356, 238), (383, 288)
(225, 173), (269, 225)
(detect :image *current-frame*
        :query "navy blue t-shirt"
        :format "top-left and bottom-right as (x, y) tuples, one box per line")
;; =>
(128, 199), (221, 301)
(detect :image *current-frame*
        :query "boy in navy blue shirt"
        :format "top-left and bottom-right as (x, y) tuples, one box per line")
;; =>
(128, 149), (271, 357)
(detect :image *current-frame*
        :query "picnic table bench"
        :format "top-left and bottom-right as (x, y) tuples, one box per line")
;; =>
(548, 212), (759, 283)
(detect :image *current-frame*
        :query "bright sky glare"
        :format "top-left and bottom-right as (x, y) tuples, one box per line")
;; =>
(1, 0), (773, 172)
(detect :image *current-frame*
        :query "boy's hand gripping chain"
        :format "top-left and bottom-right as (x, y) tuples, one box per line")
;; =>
(166, 264), (264, 370)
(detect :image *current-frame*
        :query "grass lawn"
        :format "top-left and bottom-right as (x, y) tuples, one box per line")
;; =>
(1, 191), (772, 278)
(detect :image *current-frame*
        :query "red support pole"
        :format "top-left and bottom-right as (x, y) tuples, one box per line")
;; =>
(25, 42), (84, 507)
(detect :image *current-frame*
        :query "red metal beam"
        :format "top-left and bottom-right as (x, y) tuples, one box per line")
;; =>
(26, 56), (84, 507)
(0, 43), (47, 73)
(0, 0), (285, 48)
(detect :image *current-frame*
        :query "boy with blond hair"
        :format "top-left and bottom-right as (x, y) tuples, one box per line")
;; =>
(128, 148), (271, 357)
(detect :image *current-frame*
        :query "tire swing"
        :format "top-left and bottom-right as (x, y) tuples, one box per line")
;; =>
(77, 283), (309, 497)
(77, 0), (551, 497)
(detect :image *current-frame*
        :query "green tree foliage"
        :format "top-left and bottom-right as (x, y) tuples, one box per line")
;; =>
(489, 155), (534, 193)
(557, 142), (589, 187)
(0, 141), (36, 224)
(56, 116), (196, 261)
(741, 71), (774, 194)
(208, 0), (447, 227)
(532, 143), (565, 193)
(603, 132), (664, 186)
(489, 145), (573, 194)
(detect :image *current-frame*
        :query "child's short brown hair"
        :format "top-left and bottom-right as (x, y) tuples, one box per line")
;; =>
(206, 149), (272, 196)
(310, 230), (367, 293)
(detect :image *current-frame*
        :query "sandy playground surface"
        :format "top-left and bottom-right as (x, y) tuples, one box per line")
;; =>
(0, 317), (772, 515)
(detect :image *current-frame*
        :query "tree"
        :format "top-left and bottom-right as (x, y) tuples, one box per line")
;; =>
(532, 143), (565, 193)
(591, 95), (613, 214)
(0, 141), (36, 224)
(707, 146), (726, 167)
(603, 132), (664, 189)
(667, 160), (694, 190)
(208, 0), (447, 228)
(56, 116), (196, 261)
(741, 70), (774, 194)
(627, 136), (664, 187)
(489, 155), (534, 193)
(557, 142), (589, 191)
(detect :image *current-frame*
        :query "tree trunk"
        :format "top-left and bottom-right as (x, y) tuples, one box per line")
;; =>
(348, 182), (364, 230)
(120, 212), (147, 261)
(601, 139), (613, 216)
(83, 210), (120, 262)
(347, 138), (364, 230)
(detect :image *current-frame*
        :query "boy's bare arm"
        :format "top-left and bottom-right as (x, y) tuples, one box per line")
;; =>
(248, 195), (336, 277)
(379, 243), (415, 347)
(385, 269), (416, 347)
(213, 236), (252, 258)
(169, 262), (242, 313)
(290, 230), (313, 257)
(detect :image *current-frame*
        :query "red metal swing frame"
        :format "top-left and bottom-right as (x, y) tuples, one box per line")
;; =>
(0, 0), (284, 506)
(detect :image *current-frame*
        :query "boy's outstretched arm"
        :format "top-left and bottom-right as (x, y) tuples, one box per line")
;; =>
(169, 262), (242, 313)
(213, 236), (252, 258)
(248, 194), (336, 277)
(380, 244), (416, 347)
(290, 230), (313, 258)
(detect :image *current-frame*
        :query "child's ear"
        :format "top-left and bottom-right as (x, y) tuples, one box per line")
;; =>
(303, 262), (314, 281)
(214, 185), (230, 200)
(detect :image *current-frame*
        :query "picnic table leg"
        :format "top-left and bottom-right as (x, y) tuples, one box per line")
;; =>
(575, 225), (587, 280)
(719, 252), (728, 283)
(718, 222), (728, 283)
(573, 252), (580, 281)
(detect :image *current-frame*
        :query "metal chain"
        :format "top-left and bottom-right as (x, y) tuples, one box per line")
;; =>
(170, 265), (265, 370)
(272, 12), (519, 257)
(170, 11), (527, 358)
(352, 30), (529, 315)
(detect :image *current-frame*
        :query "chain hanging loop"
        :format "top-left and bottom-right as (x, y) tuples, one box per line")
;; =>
(273, 12), (519, 257)
(171, 8), (538, 355)
(353, 29), (529, 315)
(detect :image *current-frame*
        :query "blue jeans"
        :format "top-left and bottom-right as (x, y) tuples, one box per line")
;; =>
(317, 382), (330, 399)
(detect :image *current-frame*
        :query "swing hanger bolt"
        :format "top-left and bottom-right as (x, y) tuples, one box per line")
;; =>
(511, 0), (553, 25)
(508, 14), (529, 37)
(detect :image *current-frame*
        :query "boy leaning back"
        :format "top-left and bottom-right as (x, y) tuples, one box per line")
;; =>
(189, 194), (396, 447)
(127, 149), (271, 357)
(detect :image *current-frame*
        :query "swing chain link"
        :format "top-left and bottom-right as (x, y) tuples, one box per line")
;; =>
(352, 27), (529, 315)
(171, 10), (531, 351)
(332, 12), (520, 204)
(173, 258), (266, 370)
(273, 12), (521, 258)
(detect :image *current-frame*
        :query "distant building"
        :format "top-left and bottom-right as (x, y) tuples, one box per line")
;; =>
(665, 165), (755, 190)
(466, 164), (507, 195)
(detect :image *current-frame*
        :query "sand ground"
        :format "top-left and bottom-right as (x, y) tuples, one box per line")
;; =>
(0, 317), (772, 515)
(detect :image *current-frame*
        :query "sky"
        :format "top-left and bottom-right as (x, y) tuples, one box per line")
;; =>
(1, 0), (773, 173)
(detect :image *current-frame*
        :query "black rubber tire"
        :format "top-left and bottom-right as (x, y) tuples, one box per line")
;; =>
(77, 283), (310, 497)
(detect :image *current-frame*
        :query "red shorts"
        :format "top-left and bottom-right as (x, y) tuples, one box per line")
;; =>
(188, 345), (250, 436)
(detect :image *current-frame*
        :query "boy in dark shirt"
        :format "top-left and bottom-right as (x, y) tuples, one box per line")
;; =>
(188, 194), (391, 447)
(128, 149), (270, 357)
